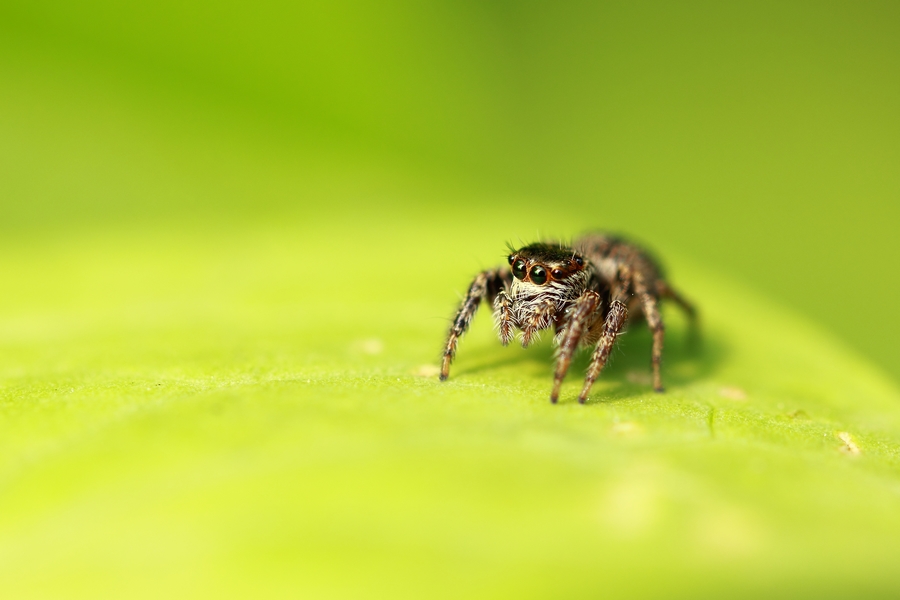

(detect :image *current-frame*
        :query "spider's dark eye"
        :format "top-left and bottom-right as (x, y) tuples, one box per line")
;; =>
(512, 259), (527, 280)
(551, 268), (565, 279)
(507, 254), (515, 265)
(530, 265), (548, 285)
(574, 256), (584, 267)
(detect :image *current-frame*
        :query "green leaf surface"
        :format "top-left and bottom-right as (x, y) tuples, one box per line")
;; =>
(1, 221), (899, 599)
(2, 3), (900, 597)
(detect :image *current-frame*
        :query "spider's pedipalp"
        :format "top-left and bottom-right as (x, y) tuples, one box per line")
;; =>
(520, 298), (556, 348)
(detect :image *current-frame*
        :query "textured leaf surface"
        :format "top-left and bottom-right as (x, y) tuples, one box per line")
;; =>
(1, 221), (899, 599)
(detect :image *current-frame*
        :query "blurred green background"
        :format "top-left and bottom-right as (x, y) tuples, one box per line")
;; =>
(2, 0), (898, 377)
(2, 1), (900, 598)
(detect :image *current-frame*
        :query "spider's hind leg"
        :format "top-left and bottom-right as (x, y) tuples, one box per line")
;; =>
(636, 280), (665, 393)
(658, 280), (699, 348)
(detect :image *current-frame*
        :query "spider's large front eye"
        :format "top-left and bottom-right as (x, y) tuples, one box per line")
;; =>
(512, 259), (527, 280)
(530, 265), (547, 285)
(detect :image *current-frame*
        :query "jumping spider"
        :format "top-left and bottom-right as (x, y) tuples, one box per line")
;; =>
(440, 233), (697, 403)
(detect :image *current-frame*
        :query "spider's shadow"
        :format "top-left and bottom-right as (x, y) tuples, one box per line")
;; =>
(452, 319), (727, 404)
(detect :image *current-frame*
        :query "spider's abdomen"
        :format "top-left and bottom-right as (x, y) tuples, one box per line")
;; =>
(574, 233), (664, 288)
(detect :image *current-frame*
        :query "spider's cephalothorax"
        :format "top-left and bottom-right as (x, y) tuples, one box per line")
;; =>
(439, 233), (697, 404)
(504, 243), (591, 347)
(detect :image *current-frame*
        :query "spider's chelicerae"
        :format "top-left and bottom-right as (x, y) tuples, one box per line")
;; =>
(440, 233), (697, 403)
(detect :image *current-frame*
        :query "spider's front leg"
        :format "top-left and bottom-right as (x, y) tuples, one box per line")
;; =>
(576, 269), (633, 403)
(549, 290), (601, 403)
(492, 290), (515, 346)
(440, 268), (510, 381)
(578, 298), (628, 404)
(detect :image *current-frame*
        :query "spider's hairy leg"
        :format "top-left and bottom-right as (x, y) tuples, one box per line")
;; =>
(440, 268), (509, 381)
(578, 299), (628, 403)
(657, 280), (700, 347)
(520, 298), (555, 348)
(657, 280), (698, 326)
(635, 278), (665, 393)
(492, 290), (515, 346)
(549, 290), (601, 403)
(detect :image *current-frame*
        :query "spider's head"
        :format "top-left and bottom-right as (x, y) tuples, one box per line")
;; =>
(507, 243), (587, 287)
(505, 243), (590, 341)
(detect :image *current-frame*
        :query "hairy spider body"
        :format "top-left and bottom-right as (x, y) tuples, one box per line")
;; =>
(440, 233), (696, 403)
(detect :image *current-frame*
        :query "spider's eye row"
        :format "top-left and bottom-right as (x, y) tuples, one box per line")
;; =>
(551, 268), (564, 279)
(512, 259), (527, 280)
(530, 265), (548, 285)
